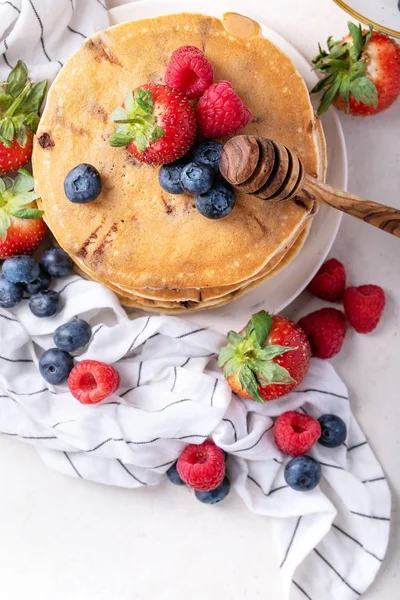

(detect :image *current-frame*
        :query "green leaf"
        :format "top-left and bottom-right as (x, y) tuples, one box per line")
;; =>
(19, 80), (48, 115)
(134, 132), (149, 153)
(0, 210), (11, 241)
(316, 77), (341, 116)
(350, 76), (378, 107)
(238, 365), (264, 403)
(254, 360), (294, 384)
(149, 125), (165, 142)
(124, 90), (134, 112)
(0, 118), (15, 145)
(258, 345), (295, 361)
(0, 91), (14, 111)
(110, 106), (128, 122)
(348, 22), (364, 62)
(3, 190), (40, 206)
(339, 75), (351, 111)
(218, 345), (236, 367)
(23, 112), (40, 132)
(245, 310), (272, 347)
(227, 331), (244, 348)
(349, 60), (366, 80)
(0, 178), (6, 194)
(11, 170), (35, 194)
(329, 42), (348, 59)
(109, 132), (133, 147)
(364, 24), (373, 46)
(134, 88), (154, 112)
(310, 73), (336, 95)
(9, 208), (43, 219)
(6, 60), (28, 98)
(13, 120), (28, 147)
(223, 356), (243, 378)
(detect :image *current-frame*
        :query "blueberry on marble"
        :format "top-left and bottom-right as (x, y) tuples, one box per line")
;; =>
(195, 476), (231, 504)
(41, 247), (72, 278)
(166, 462), (185, 486)
(195, 180), (235, 219)
(29, 289), (62, 318)
(53, 317), (92, 352)
(318, 414), (347, 448)
(284, 456), (321, 492)
(24, 266), (52, 296)
(192, 141), (223, 173)
(64, 163), (102, 203)
(39, 348), (74, 385)
(159, 160), (186, 194)
(2, 255), (40, 284)
(0, 275), (23, 308)
(180, 161), (214, 194)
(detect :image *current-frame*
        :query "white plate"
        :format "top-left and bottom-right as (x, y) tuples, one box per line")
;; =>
(109, 0), (347, 333)
(333, 0), (400, 38)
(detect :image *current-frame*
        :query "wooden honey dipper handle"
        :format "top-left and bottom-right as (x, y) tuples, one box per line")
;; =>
(220, 135), (400, 239)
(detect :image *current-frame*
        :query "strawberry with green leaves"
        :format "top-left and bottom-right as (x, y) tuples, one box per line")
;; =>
(218, 311), (311, 403)
(109, 84), (196, 166)
(312, 22), (400, 116)
(0, 60), (47, 173)
(0, 169), (45, 258)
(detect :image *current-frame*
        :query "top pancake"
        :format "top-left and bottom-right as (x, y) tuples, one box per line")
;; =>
(33, 13), (321, 290)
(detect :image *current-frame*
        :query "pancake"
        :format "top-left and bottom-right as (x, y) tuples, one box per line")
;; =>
(33, 12), (323, 297)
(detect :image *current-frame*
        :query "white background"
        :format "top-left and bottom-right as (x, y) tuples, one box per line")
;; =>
(1, 0), (399, 598)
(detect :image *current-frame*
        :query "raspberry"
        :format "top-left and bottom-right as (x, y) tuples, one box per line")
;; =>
(343, 285), (385, 333)
(165, 46), (213, 100)
(307, 258), (346, 301)
(274, 411), (321, 456)
(177, 440), (225, 491)
(298, 308), (347, 359)
(196, 81), (252, 138)
(68, 360), (120, 404)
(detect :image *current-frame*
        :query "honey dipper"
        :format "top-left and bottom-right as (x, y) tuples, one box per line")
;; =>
(219, 135), (400, 238)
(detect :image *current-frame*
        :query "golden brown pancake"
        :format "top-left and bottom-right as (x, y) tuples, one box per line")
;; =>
(33, 13), (323, 300)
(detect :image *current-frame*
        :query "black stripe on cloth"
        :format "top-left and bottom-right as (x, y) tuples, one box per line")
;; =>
(148, 459), (175, 469)
(64, 451), (82, 478)
(67, 24), (86, 39)
(293, 388), (348, 400)
(247, 476), (288, 497)
(2, 53), (12, 69)
(1, 1), (21, 12)
(210, 379), (218, 406)
(299, 407), (308, 414)
(125, 316), (151, 355)
(273, 457), (283, 465)
(7, 387), (48, 396)
(350, 511), (390, 521)
(145, 332), (160, 342)
(57, 278), (82, 294)
(91, 324), (104, 340)
(222, 418), (237, 443)
(332, 524), (383, 562)
(170, 366), (177, 392)
(314, 549), (361, 595)
(0, 394), (16, 402)
(347, 441), (367, 452)
(3, 38), (8, 50)
(120, 386), (135, 398)
(0, 355), (33, 363)
(231, 424), (274, 453)
(85, 433), (208, 453)
(154, 398), (192, 412)
(137, 361), (143, 386)
(116, 459), (147, 485)
(318, 461), (344, 470)
(52, 419), (75, 428)
(0, 431), (57, 440)
(293, 580), (312, 600)
(96, 0), (107, 8)
(181, 357), (191, 368)
(27, 0), (58, 64)
(69, 0), (74, 10)
(175, 327), (206, 339)
(0, 312), (18, 322)
(280, 516), (302, 568)
(362, 476), (385, 484)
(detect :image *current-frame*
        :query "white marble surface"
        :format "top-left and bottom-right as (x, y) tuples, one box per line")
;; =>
(1, 0), (399, 598)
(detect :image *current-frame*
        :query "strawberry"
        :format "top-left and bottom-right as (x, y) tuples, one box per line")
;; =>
(218, 311), (311, 403)
(0, 168), (45, 258)
(0, 60), (47, 173)
(311, 23), (400, 116)
(109, 84), (196, 165)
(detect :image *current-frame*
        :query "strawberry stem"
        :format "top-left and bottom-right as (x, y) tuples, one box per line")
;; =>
(5, 82), (32, 118)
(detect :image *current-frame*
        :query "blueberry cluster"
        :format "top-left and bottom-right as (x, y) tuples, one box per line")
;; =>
(159, 140), (235, 219)
(284, 414), (347, 492)
(166, 459), (231, 505)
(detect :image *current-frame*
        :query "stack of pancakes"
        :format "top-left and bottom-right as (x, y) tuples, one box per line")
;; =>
(33, 13), (327, 313)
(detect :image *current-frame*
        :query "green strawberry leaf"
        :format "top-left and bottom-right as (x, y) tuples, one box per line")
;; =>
(134, 132), (148, 153)
(124, 90), (134, 112)
(254, 360), (294, 384)
(223, 356), (244, 378)
(149, 125), (165, 142)
(19, 80), (48, 115)
(6, 60), (28, 99)
(9, 208), (43, 219)
(350, 76), (378, 107)
(0, 210), (11, 241)
(11, 170), (35, 194)
(0, 118), (15, 144)
(0, 91), (14, 111)
(227, 331), (244, 347)
(23, 112), (40, 133)
(0, 178), (6, 194)
(134, 88), (154, 112)
(339, 75), (351, 111)
(245, 311), (272, 347)
(258, 345), (295, 361)
(109, 132), (133, 147)
(316, 77), (341, 115)
(348, 22), (364, 62)
(14, 119), (28, 147)
(310, 73), (336, 94)
(110, 106), (128, 122)
(218, 345), (236, 367)
(238, 364), (264, 403)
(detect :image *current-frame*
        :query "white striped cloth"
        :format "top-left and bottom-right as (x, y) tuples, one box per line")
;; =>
(0, 2), (391, 598)
(0, 274), (391, 600)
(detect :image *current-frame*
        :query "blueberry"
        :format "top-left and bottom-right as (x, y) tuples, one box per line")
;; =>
(64, 163), (102, 203)
(23, 266), (51, 296)
(195, 476), (231, 504)
(53, 317), (92, 352)
(192, 141), (223, 173)
(195, 180), (235, 219)
(166, 462), (185, 486)
(318, 414), (347, 448)
(2, 255), (40, 284)
(180, 161), (214, 194)
(41, 247), (72, 278)
(0, 275), (23, 308)
(29, 290), (62, 318)
(159, 160), (185, 194)
(39, 348), (74, 385)
(284, 456), (321, 492)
